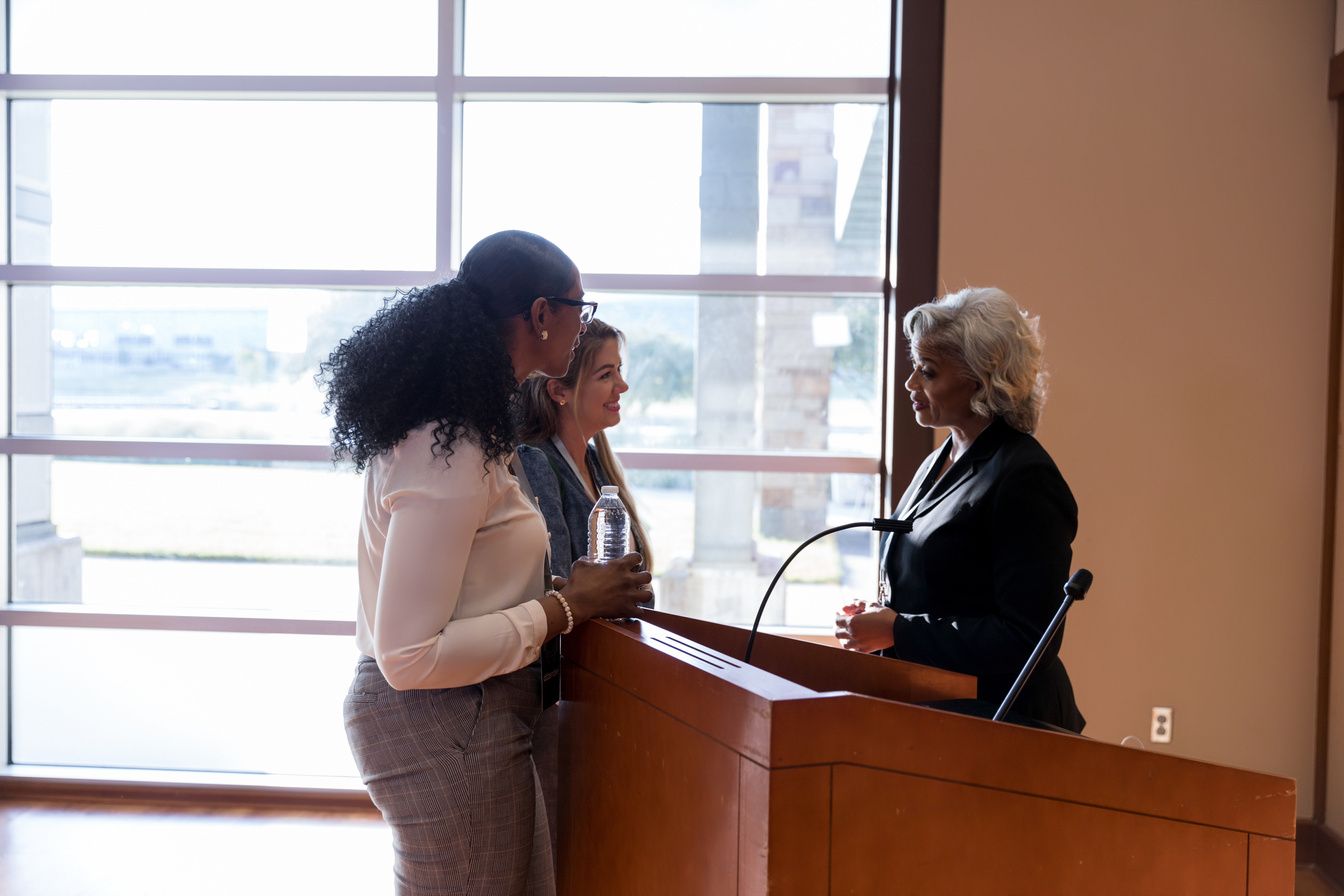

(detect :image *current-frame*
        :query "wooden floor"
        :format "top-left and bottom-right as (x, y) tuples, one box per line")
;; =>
(0, 797), (1331, 896)
(1301, 867), (1344, 896)
(0, 799), (392, 896)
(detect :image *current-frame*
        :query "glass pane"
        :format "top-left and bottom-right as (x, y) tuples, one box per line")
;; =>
(460, 103), (886, 276)
(21, 285), (386, 442)
(12, 100), (436, 270)
(464, 0), (890, 77)
(10, 0), (436, 75)
(12, 628), (359, 777)
(591, 293), (883, 455)
(20, 457), (358, 613)
(625, 470), (880, 629)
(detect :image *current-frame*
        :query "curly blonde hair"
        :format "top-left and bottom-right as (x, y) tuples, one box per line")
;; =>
(902, 287), (1047, 433)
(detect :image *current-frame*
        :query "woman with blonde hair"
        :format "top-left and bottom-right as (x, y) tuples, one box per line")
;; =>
(834, 287), (1083, 732)
(516, 318), (654, 579)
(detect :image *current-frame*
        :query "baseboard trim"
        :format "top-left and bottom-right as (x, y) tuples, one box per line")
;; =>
(0, 765), (377, 813)
(1299, 819), (1344, 889)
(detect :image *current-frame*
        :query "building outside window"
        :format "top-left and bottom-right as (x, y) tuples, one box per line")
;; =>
(0, 0), (903, 787)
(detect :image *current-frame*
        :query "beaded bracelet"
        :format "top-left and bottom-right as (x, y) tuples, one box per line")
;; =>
(547, 589), (574, 635)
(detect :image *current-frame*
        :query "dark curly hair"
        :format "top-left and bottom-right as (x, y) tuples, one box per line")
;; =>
(319, 230), (577, 471)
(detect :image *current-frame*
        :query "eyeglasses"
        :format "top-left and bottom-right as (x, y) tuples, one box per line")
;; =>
(544, 296), (599, 324)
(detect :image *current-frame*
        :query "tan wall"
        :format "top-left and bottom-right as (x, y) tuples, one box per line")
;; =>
(938, 0), (1337, 814)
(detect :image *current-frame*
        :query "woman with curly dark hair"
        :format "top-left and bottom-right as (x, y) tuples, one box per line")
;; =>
(325, 230), (652, 895)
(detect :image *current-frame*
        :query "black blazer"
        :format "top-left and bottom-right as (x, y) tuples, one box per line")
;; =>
(883, 417), (1084, 732)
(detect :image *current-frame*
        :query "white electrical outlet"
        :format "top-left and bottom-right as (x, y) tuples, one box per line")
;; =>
(1151, 706), (1173, 744)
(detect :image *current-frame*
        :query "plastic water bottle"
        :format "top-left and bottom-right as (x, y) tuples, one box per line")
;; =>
(588, 485), (630, 563)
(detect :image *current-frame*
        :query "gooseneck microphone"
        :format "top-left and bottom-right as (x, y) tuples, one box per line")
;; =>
(743, 517), (913, 664)
(992, 568), (1094, 722)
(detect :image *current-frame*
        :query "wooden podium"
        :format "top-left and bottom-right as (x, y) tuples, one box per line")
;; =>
(557, 610), (1295, 895)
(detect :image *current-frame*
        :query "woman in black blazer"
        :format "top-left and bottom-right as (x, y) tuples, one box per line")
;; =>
(835, 287), (1084, 732)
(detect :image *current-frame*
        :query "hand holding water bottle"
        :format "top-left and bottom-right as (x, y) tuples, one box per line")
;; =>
(560, 552), (650, 623)
(545, 487), (651, 629)
(585, 486), (639, 620)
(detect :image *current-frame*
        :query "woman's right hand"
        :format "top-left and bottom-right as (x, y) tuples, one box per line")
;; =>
(559, 553), (653, 624)
(835, 605), (896, 653)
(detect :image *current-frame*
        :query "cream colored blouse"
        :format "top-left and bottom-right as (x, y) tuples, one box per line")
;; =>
(355, 424), (550, 690)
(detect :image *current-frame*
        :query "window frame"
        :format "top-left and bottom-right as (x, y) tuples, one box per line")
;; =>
(0, 0), (944, 796)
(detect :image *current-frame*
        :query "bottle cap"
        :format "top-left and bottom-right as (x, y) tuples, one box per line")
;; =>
(601, 485), (619, 496)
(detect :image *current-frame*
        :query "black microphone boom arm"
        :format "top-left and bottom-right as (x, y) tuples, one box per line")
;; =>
(744, 517), (913, 664)
(992, 569), (1094, 722)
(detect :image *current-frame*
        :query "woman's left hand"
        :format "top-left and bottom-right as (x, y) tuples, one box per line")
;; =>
(560, 554), (653, 623)
(835, 606), (897, 653)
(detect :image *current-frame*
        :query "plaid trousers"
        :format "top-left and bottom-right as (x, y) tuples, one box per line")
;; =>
(344, 656), (555, 896)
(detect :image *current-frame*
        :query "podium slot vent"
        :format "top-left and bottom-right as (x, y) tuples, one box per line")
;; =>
(656, 635), (740, 670)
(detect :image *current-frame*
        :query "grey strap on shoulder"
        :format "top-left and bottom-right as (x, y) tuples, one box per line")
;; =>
(508, 452), (552, 591)
(508, 451), (561, 707)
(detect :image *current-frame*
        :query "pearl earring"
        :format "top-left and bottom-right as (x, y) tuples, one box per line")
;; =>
(541, 330), (549, 341)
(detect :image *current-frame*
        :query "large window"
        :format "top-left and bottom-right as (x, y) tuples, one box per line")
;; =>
(0, 0), (901, 786)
